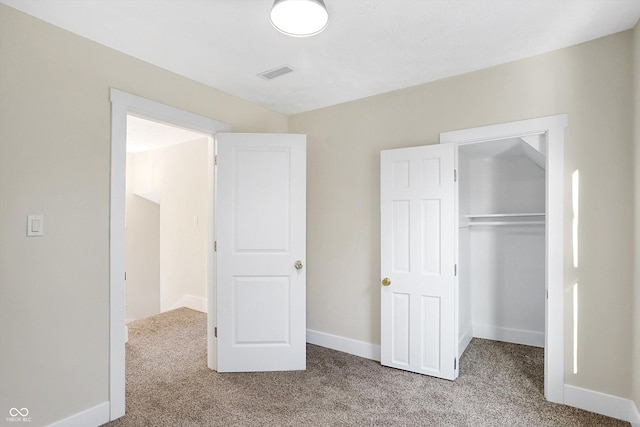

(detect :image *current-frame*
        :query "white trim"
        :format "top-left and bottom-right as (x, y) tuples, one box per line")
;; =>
(109, 88), (231, 421)
(440, 115), (567, 145)
(206, 136), (217, 371)
(171, 294), (208, 313)
(109, 89), (230, 135)
(458, 325), (473, 358)
(545, 124), (566, 403)
(46, 402), (110, 427)
(307, 329), (381, 361)
(632, 401), (640, 427)
(440, 114), (567, 404)
(109, 96), (127, 420)
(472, 324), (544, 347)
(564, 385), (640, 425)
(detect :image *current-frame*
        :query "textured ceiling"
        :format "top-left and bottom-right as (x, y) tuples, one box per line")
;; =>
(2, 0), (640, 115)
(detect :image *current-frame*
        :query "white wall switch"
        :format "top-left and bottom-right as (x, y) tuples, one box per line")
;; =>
(27, 215), (44, 237)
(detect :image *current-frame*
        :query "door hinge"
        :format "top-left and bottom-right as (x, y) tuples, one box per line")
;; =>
(214, 241), (217, 251)
(124, 271), (126, 280)
(454, 264), (457, 276)
(214, 155), (218, 166)
(214, 327), (217, 337)
(454, 358), (457, 370)
(454, 169), (457, 182)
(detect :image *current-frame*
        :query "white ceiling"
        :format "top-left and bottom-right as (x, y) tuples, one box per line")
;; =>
(3, 0), (640, 115)
(126, 115), (208, 153)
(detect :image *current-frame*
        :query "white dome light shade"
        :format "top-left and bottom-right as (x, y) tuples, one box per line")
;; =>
(270, 0), (328, 37)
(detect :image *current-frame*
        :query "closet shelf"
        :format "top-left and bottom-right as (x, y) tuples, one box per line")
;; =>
(463, 213), (546, 228)
(466, 220), (545, 227)
(465, 213), (545, 219)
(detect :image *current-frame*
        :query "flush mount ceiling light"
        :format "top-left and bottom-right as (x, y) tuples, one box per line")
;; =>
(270, 0), (328, 37)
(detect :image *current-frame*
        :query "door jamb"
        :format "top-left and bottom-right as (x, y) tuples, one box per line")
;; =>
(109, 89), (231, 420)
(440, 114), (567, 404)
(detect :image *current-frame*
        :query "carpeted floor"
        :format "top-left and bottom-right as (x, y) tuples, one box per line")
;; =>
(103, 308), (628, 426)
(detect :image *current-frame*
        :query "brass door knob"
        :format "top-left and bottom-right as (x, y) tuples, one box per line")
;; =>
(381, 277), (391, 286)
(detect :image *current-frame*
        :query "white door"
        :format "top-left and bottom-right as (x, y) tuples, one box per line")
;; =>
(380, 144), (457, 380)
(216, 133), (306, 372)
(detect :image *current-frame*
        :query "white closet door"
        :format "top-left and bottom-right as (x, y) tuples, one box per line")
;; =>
(380, 144), (457, 380)
(216, 133), (306, 372)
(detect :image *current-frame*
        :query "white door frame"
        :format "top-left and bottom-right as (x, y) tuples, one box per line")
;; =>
(109, 89), (231, 420)
(440, 114), (567, 404)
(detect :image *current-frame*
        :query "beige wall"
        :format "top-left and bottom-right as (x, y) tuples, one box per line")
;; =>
(0, 4), (287, 426)
(633, 18), (640, 412)
(126, 138), (210, 321)
(157, 138), (209, 312)
(125, 152), (161, 321)
(290, 31), (634, 398)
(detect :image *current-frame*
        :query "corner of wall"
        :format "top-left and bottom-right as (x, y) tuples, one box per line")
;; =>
(633, 15), (640, 421)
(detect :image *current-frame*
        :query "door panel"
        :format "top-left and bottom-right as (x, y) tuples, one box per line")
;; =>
(234, 148), (291, 251)
(381, 144), (457, 380)
(421, 199), (441, 275)
(391, 292), (410, 366)
(217, 133), (306, 372)
(392, 200), (411, 272)
(421, 295), (441, 371)
(234, 276), (290, 344)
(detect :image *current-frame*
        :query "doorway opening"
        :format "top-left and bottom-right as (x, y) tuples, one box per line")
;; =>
(109, 89), (231, 420)
(125, 115), (210, 323)
(456, 136), (546, 392)
(457, 137), (546, 352)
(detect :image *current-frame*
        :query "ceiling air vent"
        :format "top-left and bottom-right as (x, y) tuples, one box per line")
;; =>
(258, 65), (294, 80)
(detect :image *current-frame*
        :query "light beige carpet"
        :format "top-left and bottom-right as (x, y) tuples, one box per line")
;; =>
(104, 308), (628, 426)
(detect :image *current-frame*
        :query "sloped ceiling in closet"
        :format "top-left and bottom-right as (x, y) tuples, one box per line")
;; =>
(459, 137), (546, 169)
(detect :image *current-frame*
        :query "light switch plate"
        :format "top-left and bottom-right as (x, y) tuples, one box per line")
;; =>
(27, 215), (44, 237)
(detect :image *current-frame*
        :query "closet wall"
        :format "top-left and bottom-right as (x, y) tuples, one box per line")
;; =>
(458, 138), (546, 355)
(125, 137), (209, 321)
(125, 152), (161, 321)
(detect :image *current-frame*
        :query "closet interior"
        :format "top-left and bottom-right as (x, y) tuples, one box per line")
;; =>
(457, 136), (546, 357)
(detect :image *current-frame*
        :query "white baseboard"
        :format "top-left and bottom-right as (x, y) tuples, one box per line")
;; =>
(458, 326), (473, 358)
(47, 402), (110, 427)
(171, 294), (207, 313)
(473, 323), (544, 347)
(306, 329), (380, 361)
(632, 401), (640, 427)
(564, 384), (640, 425)
(629, 402), (640, 427)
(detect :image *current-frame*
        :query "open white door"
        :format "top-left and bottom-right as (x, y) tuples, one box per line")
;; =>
(380, 144), (457, 380)
(216, 133), (306, 372)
